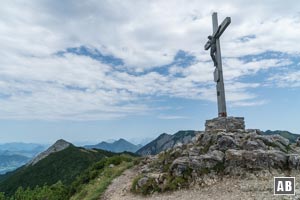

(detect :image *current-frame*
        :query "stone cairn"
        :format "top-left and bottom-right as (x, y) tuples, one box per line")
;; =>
(205, 117), (245, 133)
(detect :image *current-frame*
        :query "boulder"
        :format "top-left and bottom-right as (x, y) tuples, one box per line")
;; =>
(254, 135), (289, 152)
(225, 149), (288, 171)
(267, 150), (288, 169)
(170, 157), (190, 177)
(190, 150), (224, 171)
(242, 140), (267, 151)
(271, 135), (289, 146)
(217, 135), (238, 151)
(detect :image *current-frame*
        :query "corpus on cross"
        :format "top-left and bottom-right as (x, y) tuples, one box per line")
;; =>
(204, 12), (231, 117)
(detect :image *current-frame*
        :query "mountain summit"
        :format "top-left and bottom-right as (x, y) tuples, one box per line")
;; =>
(85, 138), (141, 153)
(27, 139), (71, 166)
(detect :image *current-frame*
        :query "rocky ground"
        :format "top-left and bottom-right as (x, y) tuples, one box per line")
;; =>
(102, 117), (300, 200)
(102, 166), (300, 200)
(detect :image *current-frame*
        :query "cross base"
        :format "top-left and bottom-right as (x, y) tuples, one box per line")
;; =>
(205, 116), (245, 133)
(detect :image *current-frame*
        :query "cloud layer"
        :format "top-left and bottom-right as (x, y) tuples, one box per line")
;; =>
(0, 0), (299, 120)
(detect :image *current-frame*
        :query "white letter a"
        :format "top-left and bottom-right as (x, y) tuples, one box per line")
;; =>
(277, 181), (284, 191)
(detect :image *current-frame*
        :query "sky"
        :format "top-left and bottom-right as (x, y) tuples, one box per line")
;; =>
(0, 0), (300, 145)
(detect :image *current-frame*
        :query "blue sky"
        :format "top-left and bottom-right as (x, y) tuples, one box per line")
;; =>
(0, 0), (299, 144)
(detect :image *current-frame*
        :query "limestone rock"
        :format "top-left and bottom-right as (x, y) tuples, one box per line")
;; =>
(217, 135), (238, 151)
(205, 117), (245, 132)
(225, 149), (288, 172)
(242, 140), (267, 151)
(288, 154), (300, 170)
(254, 134), (289, 152)
(170, 157), (190, 176)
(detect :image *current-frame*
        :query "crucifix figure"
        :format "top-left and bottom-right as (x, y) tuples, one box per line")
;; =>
(204, 12), (231, 117)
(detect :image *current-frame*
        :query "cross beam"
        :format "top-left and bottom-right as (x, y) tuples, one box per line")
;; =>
(204, 12), (231, 118)
(204, 16), (231, 50)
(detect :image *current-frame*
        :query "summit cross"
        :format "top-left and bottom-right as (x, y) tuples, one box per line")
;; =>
(204, 12), (231, 117)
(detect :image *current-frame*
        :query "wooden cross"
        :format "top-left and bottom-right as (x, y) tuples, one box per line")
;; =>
(204, 12), (231, 117)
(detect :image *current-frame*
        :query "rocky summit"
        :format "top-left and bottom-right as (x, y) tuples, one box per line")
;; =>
(132, 117), (300, 195)
(26, 139), (71, 166)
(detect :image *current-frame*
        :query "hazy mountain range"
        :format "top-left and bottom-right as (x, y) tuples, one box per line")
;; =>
(0, 143), (46, 174)
(0, 129), (299, 198)
(0, 139), (118, 196)
(0, 129), (298, 176)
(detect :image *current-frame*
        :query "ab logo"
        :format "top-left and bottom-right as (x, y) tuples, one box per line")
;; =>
(274, 177), (295, 195)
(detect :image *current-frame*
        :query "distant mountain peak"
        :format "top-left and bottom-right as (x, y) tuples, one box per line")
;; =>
(27, 139), (72, 166)
(53, 139), (71, 147)
(136, 130), (198, 156)
(84, 138), (140, 153)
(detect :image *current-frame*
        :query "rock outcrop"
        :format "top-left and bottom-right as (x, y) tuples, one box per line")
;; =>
(26, 139), (71, 166)
(132, 117), (300, 195)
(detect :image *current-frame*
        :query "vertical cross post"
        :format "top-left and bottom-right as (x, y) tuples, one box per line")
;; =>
(212, 13), (227, 117)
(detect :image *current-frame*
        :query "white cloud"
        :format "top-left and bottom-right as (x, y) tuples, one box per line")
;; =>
(268, 70), (300, 88)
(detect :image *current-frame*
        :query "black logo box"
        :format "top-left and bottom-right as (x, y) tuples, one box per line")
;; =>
(274, 177), (295, 195)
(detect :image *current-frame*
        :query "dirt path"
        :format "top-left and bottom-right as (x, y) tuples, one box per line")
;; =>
(101, 167), (300, 200)
(101, 165), (139, 200)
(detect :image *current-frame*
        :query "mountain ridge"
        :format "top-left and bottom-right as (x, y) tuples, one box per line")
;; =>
(136, 130), (198, 156)
(26, 139), (71, 166)
(0, 139), (117, 196)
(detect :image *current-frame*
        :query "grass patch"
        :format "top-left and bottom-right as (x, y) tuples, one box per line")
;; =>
(212, 162), (225, 173)
(70, 156), (136, 200)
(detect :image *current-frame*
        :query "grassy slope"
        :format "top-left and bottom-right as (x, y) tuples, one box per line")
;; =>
(0, 145), (116, 196)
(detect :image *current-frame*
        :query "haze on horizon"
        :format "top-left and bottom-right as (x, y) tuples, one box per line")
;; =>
(0, 0), (299, 144)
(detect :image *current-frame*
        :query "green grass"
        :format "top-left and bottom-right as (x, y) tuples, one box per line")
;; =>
(70, 160), (135, 200)
(0, 146), (115, 196)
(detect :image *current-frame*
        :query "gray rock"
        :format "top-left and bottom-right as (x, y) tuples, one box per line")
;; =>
(288, 154), (300, 170)
(267, 150), (288, 169)
(170, 157), (190, 177)
(225, 149), (288, 171)
(255, 135), (289, 147)
(137, 176), (149, 188)
(199, 133), (212, 147)
(188, 146), (201, 157)
(271, 135), (289, 146)
(217, 135), (238, 151)
(243, 140), (267, 151)
(190, 150), (224, 171)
